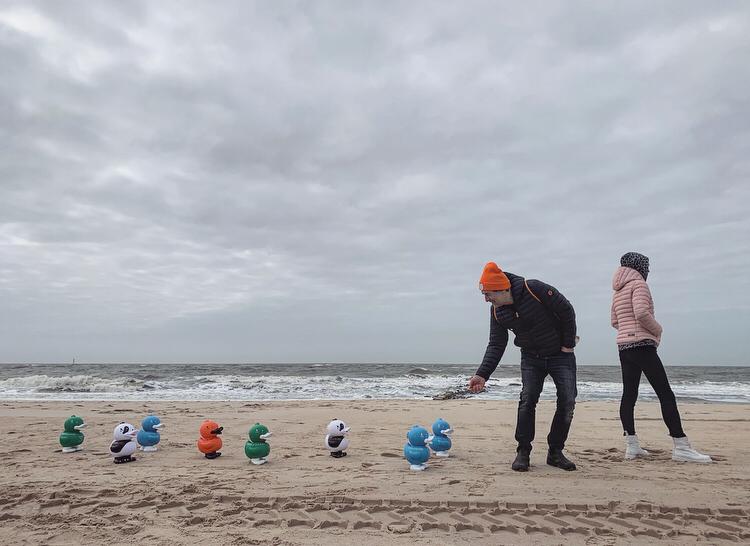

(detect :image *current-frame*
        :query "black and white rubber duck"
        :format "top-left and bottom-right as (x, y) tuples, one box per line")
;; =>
(109, 422), (138, 464)
(324, 418), (350, 458)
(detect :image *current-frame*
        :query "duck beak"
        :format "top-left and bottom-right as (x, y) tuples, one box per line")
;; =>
(443, 428), (453, 436)
(212, 427), (223, 435)
(259, 432), (272, 440)
(342, 427), (351, 434)
(425, 435), (434, 445)
(130, 430), (138, 437)
(74, 424), (87, 430)
(153, 423), (164, 430)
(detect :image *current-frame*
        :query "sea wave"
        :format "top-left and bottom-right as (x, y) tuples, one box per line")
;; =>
(0, 374), (153, 393)
(0, 373), (748, 403)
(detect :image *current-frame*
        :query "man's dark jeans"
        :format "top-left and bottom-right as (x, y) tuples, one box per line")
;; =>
(515, 350), (577, 452)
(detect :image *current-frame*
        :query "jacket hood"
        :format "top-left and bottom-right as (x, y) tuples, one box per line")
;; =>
(503, 272), (525, 299)
(612, 266), (644, 291)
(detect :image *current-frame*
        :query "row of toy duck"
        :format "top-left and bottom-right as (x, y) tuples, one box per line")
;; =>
(196, 419), (273, 464)
(59, 415), (165, 464)
(110, 416), (166, 464)
(197, 418), (351, 464)
(404, 418), (453, 471)
(62, 415), (452, 470)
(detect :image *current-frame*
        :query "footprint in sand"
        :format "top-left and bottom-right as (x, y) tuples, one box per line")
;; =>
(157, 501), (191, 517)
(38, 499), (71, 515)
(45, 531), (83, 544)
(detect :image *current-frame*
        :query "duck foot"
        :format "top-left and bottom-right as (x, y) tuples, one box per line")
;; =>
(434, 451), (449, 457)
(330, 451), (347, 458)
(409, 464), (427, 471)
(113, 455), (135, 464)
(205, 452), (221, 459)
(140, 446), (158, 452)
(250, 458), (268, 465)
(62, 446), (82, 453)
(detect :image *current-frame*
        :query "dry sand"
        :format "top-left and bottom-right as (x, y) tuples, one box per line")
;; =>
(0, 399), (748, 545)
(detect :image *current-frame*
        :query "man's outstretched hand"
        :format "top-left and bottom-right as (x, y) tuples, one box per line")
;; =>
(468, 375), (486, 393)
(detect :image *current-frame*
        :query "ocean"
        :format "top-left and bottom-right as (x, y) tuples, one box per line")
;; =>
(0, 362), (748, 403)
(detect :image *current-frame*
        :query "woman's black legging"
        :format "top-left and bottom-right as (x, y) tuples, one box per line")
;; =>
(619, 345), (686, 438)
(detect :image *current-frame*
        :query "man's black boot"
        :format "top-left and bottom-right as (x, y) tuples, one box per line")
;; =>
(512, 447), (531, 472)
(547, 448), (576, 471)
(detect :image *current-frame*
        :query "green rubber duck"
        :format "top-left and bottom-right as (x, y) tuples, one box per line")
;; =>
(244, 423), (272, 465)
(59, 415), (87, 453)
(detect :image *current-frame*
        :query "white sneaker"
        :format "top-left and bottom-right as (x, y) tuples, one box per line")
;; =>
(624, 434), (649, 460)
(672, 436), (712, 463)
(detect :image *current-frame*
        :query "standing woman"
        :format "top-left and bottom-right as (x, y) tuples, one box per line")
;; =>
(611, 252), (712, 463)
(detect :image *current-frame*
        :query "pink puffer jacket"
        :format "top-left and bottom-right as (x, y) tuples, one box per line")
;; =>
(611, 266), (663, 346)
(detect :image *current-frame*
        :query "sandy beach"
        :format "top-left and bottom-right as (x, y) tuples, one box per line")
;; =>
(1, 399), (748, 545)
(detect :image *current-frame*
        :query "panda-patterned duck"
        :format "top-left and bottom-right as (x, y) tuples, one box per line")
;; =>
(430, 418), (453, 457)
(197, 420), (223, 459)
(59, 415), (87, 453)
(325, 419), (350, 458)
(137, 416), (164, 452)
(244, 423), (272, 465)
(110, 422), (138, 464)
(403, 425), (433, 471)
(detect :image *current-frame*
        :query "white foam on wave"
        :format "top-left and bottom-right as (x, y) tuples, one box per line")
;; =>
(0, 374), (149, 393)
(0, 373), (747, 403)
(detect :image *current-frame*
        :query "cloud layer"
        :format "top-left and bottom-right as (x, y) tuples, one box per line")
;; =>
(1, 1), (749, 364)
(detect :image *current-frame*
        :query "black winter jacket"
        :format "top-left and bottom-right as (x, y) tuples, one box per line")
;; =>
(475, 272), (577, 380)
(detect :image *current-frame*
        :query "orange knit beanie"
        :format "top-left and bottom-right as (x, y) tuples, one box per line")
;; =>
(479, 262), (511, 291)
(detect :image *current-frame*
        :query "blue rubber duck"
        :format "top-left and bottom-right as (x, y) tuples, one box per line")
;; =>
(137, 416), (164, 452)
(430, 418), (453, 457)
(403, 425), (433, 471)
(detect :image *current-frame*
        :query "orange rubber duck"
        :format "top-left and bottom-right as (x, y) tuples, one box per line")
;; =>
(197, 420), (223, 459)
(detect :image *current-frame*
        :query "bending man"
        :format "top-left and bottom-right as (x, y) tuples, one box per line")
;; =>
(468, 262), (578, 472)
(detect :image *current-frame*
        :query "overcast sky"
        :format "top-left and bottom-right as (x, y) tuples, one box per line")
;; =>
(1, 1), (748, 366)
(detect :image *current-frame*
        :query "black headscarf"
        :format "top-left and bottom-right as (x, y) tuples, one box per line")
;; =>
(620, 252), (649, 280)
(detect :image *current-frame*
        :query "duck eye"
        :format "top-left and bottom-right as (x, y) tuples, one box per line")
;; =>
(122, 426), (129, 433)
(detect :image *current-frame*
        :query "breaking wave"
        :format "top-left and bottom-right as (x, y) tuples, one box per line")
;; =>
(0, 372), (748, 403)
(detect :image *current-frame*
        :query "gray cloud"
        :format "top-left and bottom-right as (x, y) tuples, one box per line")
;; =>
(1, 1), (749, 365)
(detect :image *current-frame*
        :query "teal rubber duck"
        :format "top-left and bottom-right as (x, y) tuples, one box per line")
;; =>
(244, 423), (272, 465)
(59, 415), (86, 453)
